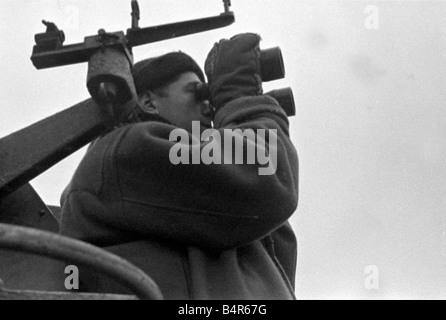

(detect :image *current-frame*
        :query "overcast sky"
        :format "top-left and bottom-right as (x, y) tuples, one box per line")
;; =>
(1, 0), (446, 299)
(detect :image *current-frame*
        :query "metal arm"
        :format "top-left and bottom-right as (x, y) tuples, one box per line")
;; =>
(0, 99), (117, 199)
(31, 0), (235, 70)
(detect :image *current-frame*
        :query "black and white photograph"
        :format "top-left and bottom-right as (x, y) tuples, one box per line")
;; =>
(0, 0), (445, 304)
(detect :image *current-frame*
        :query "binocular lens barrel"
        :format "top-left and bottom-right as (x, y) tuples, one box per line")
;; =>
(196, 46), (295, 117)
(196, 84), (295, 117)
(264, 87), (295, 117)
(260, 47), (285, 82)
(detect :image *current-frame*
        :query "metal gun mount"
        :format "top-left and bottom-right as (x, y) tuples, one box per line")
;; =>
(2, 0), (236, 200)
(31, 0), (235, 69)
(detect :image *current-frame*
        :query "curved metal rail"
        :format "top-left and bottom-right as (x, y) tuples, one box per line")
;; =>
(0, 223), (163, 300)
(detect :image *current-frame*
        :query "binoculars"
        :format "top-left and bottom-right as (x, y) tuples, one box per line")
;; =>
(195, 47), (296, 117)
(86, 45), (296, 121)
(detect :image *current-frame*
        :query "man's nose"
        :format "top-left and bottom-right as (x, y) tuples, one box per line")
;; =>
(200, 100), (212, 118)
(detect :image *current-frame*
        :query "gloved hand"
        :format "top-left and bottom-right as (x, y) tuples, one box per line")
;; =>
(204, 33), (263, 112)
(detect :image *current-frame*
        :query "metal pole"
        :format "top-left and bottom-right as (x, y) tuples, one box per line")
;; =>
(223, 0), (231, 13)
(131, 0), (140, 29)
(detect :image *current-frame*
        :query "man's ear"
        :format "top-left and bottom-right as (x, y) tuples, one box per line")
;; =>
(138, 91), (159, 115)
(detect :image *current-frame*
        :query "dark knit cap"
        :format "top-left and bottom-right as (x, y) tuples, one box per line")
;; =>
(132, 51), (205, 94)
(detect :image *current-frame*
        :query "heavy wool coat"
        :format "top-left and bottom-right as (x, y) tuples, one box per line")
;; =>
(59, 95), (299, 300)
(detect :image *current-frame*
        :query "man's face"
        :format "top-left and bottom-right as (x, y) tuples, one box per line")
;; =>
(151, 72), (212, 133)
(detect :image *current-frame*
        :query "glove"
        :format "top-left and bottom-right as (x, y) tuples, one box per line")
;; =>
(204, 33), (263, 112)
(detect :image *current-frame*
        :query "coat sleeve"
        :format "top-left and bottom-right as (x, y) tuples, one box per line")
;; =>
(106, 96), (298, 250)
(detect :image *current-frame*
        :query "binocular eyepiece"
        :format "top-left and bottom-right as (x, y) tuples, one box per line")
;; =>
(196, 47), (295, 117)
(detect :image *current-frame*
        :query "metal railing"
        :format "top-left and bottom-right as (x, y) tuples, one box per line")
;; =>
(0, 223), (163, 300)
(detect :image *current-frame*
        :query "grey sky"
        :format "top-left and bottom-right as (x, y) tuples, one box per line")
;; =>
(1, 0), (445, 299)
